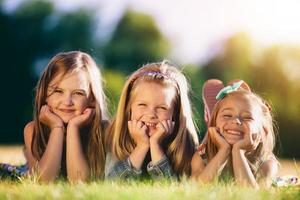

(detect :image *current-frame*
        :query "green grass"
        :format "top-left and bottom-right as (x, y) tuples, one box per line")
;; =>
(0, 179), (299, 200)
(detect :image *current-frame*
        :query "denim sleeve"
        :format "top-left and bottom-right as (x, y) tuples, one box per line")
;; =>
(105, 155), (142, 180)
(147, 155), (178, 180)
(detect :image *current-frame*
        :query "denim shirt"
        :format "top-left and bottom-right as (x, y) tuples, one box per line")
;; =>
(105, 152), (177, 180)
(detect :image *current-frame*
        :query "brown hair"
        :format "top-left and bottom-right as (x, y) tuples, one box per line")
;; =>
(106, 61), (199, 176)
(31, 51), (108, 178)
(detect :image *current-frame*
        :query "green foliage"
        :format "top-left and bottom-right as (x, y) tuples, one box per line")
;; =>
(181, 65), (206, 139)
(102, 69), (126, 116)
(0, 0), (100, 143)
(103, 10), (170, 73)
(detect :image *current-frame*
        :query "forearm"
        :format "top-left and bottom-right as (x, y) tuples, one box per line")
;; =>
(149, 141), (164, 164)
(34, 128), (64, 182)
(232, 146), (258, 188)
(129, 144), (149, 170)
(66, 126), (90, 182)
(196, 147), (230, 183)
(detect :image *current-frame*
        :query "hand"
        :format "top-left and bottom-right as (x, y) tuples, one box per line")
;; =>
(128, 120), (150, 148)
(233, 129), (261, 152)
(149, 120), (175, 145)
(68, 108), (95, 128)
(208, 127), (231, 151)
(39, 105), (63, 129)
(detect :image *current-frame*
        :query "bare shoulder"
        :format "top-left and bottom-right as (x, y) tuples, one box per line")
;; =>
(259, 158), (279, 177)
(24, 121), (35, 145)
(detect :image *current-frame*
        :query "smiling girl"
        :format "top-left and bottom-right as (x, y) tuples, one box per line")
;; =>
(23, 51), (108, 182)
(191, 81), (278, 188)
(105, 61), (199, 180)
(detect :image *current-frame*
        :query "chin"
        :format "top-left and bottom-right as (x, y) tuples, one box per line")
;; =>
(60, 116), (73, 124)
(224, 138), (239, 145)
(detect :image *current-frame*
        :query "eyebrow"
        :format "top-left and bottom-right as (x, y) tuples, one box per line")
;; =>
(220, 108), (252, 115)
(220, 108), (233, 112)
(74, 89), (87, 93)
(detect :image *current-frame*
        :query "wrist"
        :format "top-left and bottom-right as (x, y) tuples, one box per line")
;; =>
(67, 120), (81, 129)
(219, 145), (231, 155)
(149, 137), (162, 146)
(136, 143), (150, 152)
(232, 144), (245, 154)
(50, 125), (65, 133)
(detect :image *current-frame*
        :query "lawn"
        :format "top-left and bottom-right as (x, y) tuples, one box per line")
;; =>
(0, 146), (299, 200)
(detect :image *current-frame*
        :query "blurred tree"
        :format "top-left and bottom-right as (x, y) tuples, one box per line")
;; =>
(201, 33), (254, 84)
(182, 65), (206, 139)
(0, 0), (54, 143)
(102, 69), (126, 116)
(103, 10), (170, 74)
(0, 0), (101, 143)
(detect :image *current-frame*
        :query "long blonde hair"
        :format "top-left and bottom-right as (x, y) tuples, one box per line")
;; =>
(207, 90), (277, 174)
(32, 51), (108, 178)
(106, 61), (199, 176)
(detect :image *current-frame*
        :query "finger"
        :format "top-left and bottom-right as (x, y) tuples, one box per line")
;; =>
(170, 121), (175, 134)
(156, 122), (166, 135)
(86, 108), (95, 119)
(137, 121), (144, 129)
(166, 120), (173, 134)
(141, 124), (148, 136)
(161, 120), (169, 134)
(208, 127), (217, 139)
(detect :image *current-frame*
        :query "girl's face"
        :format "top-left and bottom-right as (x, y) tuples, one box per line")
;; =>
(215, 94), (263, 145)
(130, 81), (176, 135)
(46, 70), (91, 123)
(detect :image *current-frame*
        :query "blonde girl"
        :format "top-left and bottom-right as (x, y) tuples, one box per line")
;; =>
(24, 51), (108, 182)
(105, 61), (199, 180)
(191, 81), (278, 188)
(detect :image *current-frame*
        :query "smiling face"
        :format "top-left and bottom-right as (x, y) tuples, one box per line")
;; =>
(215, 94), (263, 145)
(129, 81), (176, 135)
(46, 70), (91, 123)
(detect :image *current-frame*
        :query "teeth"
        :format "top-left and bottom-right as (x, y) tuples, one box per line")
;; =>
(226, 130), (242, 135)
(145, 122), (156, 128)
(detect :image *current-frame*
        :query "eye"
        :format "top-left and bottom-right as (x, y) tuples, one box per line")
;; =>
(242, 116), (254, 121)
(158, 106), (167, 110)
(137, 103), (146, 107)
(53, 88), (63, 94)
(223, 114), (232, 118)
(73, 91), (86, 96)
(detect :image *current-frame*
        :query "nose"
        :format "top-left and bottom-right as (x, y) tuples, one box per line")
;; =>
(232, 116), (242, 125)
(145, 107), (157, 119)
(63, 94), (73, 106)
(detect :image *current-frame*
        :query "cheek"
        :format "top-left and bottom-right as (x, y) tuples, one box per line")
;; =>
(45, 96), (57, 106)
(215, 117), (224, 128)
(159, 110), (173, 120)
(247, 122), (260, 133)
(130, 107), (140, 120)
(74, 97), (89, 108)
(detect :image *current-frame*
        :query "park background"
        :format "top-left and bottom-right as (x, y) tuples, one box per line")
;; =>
(0, 0), (299, 166)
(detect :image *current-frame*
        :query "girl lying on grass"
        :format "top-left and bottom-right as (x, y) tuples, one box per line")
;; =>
(23, 51), (108, 182)
(191, 80), (278, 188)
(105, 61), (199, 180)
